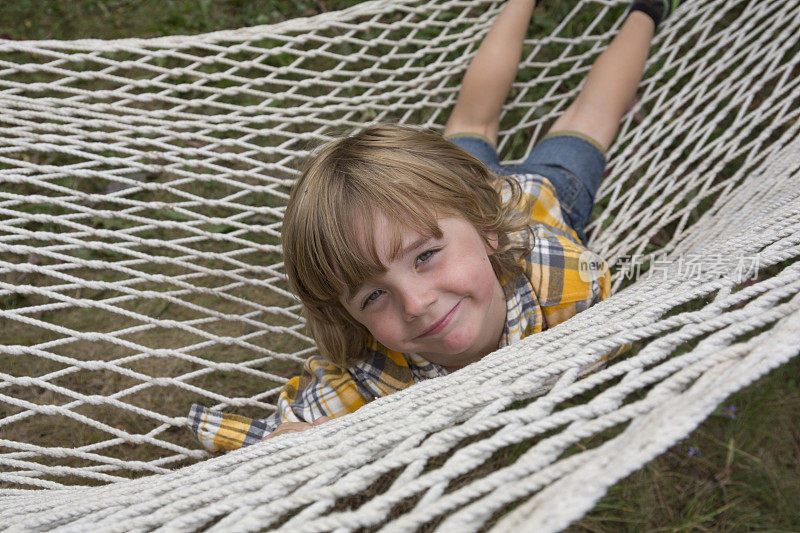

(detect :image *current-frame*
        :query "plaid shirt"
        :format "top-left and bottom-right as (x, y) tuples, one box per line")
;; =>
(189, 173), (613, 452)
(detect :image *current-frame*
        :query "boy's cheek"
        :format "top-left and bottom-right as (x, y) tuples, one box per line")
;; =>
(360, 314), (402, 346)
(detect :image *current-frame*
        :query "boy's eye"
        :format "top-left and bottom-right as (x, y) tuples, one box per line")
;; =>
(361, 289), (384, 309)
(415, 249), (437, 265)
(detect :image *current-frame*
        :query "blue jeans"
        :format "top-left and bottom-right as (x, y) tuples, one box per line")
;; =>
(448, 133), (605, 244)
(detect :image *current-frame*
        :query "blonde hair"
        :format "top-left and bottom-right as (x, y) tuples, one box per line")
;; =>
(282, 124), (533, 367)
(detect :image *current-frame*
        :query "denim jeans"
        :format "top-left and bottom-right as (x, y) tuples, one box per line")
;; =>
(448, 133), (606, 244)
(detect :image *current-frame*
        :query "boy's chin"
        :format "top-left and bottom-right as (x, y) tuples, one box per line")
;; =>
(417, 344), (484, 370)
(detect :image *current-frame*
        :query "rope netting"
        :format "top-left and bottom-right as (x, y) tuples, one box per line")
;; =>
(1, 0), (799, 529)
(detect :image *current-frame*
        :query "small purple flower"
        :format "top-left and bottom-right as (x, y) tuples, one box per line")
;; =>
(722, 405), (737, 419)
(687, 446), (701, 457)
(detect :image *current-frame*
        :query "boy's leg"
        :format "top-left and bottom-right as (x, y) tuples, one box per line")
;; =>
(547, 10), (656, 151)
(548, 0), (680, 150)
(520, 1), (679, 242)
(444, 0), (537, 147)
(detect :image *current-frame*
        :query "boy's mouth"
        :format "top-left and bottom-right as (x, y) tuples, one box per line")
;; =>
(416, 300), (461, 338)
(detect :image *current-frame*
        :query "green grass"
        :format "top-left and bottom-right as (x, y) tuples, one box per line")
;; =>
(0, 0), (365, 41)
(573, 356), (800, 532)
(1, 0), (798, 530)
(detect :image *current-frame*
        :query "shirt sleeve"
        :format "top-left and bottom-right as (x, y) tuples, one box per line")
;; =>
(526, 227), (611, 330)
(188, 356), (371, 452)
(188, 403), (280, 453)
(273, 355), (371, 423)
(523, 226), (623, 372)
(187, 341), (427, 453)
(512, 173), (583, 242)
(509, 171), (611, 328)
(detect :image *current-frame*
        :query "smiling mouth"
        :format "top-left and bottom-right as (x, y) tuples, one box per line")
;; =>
(416, 301), (461, 338)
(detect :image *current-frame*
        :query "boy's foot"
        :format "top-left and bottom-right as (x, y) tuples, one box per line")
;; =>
(629, 0), (680, 27)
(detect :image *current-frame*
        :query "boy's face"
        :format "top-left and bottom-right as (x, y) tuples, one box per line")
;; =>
(341, 214), (507, 371)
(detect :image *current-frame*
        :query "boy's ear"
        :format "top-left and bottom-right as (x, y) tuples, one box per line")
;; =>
(485, 232), (499, 255)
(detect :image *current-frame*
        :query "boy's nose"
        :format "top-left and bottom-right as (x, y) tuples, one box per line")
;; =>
(400, 286), (436, 320)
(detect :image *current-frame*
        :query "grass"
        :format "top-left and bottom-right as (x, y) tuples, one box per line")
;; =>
(1, 0), (798, 529)
(0, 0), (364, 41)
(573, 356), (800, 532)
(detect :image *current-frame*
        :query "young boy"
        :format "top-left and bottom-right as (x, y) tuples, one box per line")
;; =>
(189, 0), (678, 451)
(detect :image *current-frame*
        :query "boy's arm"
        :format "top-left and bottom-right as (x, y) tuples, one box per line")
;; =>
(444, 0), (537, 146)
(527, 230), (610, 329)
(188, 356), (374, 451)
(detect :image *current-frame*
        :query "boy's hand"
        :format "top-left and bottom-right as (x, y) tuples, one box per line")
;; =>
(263, 416), (331, 440)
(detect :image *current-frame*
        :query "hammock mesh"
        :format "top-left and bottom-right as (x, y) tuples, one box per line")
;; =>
(1, 0), (799, 529)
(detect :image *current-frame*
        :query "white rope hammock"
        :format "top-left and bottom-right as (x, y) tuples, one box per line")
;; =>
(1, 0), (799, 529)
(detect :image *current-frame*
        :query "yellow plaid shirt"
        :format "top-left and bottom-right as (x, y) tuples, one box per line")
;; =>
(189, 173), (615, 452)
